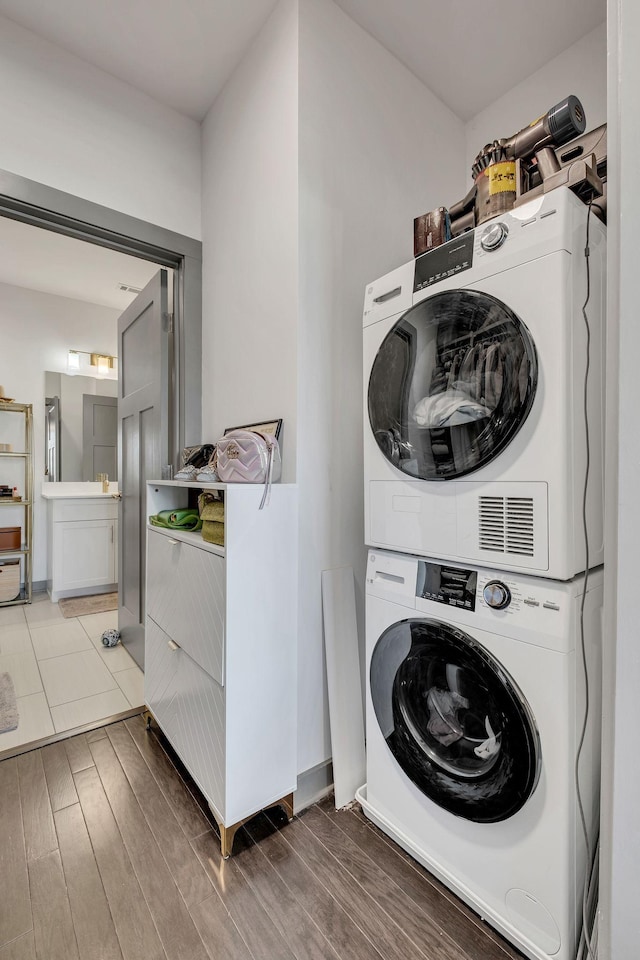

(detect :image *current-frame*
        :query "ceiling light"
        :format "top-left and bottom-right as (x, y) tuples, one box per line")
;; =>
(67, 350), (80, 371)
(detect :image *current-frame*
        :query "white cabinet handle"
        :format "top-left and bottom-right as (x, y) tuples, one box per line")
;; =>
(168, 640), (180, 651)
(167, 538), (179, 546)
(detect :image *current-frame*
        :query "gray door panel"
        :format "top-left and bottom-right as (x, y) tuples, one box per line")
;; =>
(82, 394), (117, 481)
(118, 270), (169, 669)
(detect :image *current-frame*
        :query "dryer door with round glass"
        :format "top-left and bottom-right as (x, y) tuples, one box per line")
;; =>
(368, 289), (538, 480)
(370, 617), (540, 822)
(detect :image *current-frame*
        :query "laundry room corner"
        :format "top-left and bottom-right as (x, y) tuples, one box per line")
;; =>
(295, 0), (466, 777)
(200, 0), (468, 789)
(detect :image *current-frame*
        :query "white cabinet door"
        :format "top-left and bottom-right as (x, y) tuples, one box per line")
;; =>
(147, 530), (225, 685)
(146, 615), (226, 819)
(53, 519), (115, 593)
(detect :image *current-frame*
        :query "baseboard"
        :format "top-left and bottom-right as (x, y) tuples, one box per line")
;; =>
(32, 581), (47, 595)
(294, 759), (334, 813)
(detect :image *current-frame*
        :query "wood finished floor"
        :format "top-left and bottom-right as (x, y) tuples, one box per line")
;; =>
(0, 715), (524, 960)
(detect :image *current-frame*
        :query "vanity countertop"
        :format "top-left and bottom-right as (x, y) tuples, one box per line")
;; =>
(41, 482), (119, 500)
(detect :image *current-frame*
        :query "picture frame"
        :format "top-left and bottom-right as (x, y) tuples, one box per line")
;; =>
(224, 419), (283, 440)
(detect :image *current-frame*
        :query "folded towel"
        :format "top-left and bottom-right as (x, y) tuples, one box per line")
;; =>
(149, 509), (202, 531)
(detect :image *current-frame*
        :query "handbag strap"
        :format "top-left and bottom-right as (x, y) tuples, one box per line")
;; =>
(259, 442), (275, 510)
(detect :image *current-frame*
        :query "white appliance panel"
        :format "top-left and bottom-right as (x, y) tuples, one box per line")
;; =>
(363, 189), (606, 579)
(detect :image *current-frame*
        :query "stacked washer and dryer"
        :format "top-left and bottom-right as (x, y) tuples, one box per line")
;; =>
(358, 188), (606, 960)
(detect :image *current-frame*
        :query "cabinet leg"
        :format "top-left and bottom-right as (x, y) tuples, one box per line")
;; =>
(210, 792), (295, 859)
(143, 710), (154, 732)
(220, 822), (239, 860)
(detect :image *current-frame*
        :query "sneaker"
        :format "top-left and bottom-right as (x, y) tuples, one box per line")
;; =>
(196, 464), (219, 482)
(174, 465), (198, 481)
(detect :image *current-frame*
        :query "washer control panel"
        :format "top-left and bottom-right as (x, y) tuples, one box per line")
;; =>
(482, 580), (511, 610)
(480, 221), (509, 251)
(476, 571), (562, 618)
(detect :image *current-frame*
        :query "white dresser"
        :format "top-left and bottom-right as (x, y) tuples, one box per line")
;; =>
(145, 480), (298, 857)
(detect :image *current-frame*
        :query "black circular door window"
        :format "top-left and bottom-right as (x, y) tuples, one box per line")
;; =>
(370, 619), (540, 822)
(368, 289), (538, 480)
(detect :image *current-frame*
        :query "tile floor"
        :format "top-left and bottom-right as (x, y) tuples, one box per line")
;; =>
(0, 592), (144, 754)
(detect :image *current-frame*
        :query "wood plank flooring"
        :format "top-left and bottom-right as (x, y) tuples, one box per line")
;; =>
(0, 715), (524, 960)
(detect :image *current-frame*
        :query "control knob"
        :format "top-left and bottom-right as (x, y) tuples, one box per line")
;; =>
(483, 580), (511, 610)
(480, 222), (509, 251)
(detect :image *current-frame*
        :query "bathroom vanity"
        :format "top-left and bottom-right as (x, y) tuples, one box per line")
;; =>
(42, 483), (119, 602)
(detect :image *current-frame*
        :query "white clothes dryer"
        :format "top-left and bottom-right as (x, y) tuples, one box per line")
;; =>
(363, 188), (606, 580)
(358, 548), (603, 960)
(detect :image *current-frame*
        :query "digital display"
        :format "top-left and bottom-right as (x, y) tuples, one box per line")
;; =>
(416, 561), (477, 611)
(413, 233), (474, 292)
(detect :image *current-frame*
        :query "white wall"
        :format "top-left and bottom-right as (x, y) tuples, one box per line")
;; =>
(600, 0), (640, 954)
(0, 15), (201, 239)
(296, 0), (466, 772)
(464, 23), (607, 188)
(200, 0), (298, 479)
(0, 282), (119, 582)
(200, 0), (466, 778)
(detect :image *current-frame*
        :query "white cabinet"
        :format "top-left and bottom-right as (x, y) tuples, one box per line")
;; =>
(46, 498), (118, 602)
(145, 480), (298, 857)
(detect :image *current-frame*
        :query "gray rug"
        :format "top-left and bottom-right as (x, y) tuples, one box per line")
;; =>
(58, 592), (118, 618)
(0, 672), (18, 734)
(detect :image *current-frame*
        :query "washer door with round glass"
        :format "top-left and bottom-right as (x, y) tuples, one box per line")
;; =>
(368, 289), (538, 480)
(370, 618), (540, 822)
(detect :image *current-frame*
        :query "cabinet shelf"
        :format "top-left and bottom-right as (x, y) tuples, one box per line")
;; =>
(0, 589), (30, 607)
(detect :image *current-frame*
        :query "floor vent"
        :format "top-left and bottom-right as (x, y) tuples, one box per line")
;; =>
(479, 496), (535, 557)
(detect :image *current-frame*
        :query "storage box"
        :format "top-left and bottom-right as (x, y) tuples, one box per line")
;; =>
(0, 560), (20, 601)
(0, 527), (21, 550)
(414, 206), (451, 257)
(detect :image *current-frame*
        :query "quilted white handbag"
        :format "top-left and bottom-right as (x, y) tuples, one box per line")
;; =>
(216, 430), (281, 508)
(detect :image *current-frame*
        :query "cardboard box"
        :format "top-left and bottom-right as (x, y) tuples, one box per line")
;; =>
(414, 207), (451, 257)
(0, 559), (20, 602)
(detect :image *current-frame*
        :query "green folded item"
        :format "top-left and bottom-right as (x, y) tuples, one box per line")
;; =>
(149, 508), (202, 531)
(202, 520), (224, 546)
(200, 500), (224, 523)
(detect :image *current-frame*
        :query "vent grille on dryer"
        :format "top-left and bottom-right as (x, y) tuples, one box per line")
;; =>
(479, 496), (535, 557)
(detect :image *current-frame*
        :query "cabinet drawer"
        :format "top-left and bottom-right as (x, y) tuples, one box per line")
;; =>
(147, 529), (225, 685)
(145, 616), (225, 818)
(54, 500), (118, 522)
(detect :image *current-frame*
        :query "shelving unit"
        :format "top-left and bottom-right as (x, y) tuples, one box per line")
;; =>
(0, 402), (33, 606)
(145, 479), (298, 856)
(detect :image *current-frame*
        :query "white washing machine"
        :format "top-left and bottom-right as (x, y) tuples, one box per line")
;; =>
(358, 548), (602, 960)
(363, 188), (606, 580)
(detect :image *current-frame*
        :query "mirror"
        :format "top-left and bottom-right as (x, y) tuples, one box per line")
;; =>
(44, 371), (118, 482)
